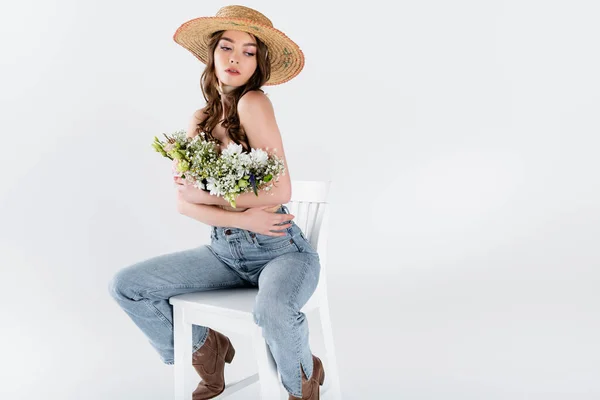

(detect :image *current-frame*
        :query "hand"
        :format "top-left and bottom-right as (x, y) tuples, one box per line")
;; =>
(237, 207), (295, 237)
(174, 176), (212, 204)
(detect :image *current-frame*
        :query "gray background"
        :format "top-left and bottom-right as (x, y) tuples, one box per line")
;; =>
(1, 0), (599, 399)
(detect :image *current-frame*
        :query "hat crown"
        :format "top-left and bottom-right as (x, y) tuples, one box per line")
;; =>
(215, 5), (273, 28)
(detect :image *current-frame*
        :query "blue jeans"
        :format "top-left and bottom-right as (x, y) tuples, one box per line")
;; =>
(108, 205), (321, 397)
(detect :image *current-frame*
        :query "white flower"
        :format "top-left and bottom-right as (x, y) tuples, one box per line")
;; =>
(193, 181), (206, 190)
(206, 177), (222, 196)
(250, 148), (268, 164)
(238, 152), (251, 165)
(221, 142), (243, 158)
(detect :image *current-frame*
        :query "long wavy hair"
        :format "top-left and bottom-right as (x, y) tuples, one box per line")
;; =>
(196, 30), (271, 153)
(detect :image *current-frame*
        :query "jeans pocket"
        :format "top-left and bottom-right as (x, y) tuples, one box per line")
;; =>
(251, 230), (299, 252)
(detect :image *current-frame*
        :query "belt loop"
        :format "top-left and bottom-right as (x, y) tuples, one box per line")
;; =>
(281, 204), (289, 214)
(246, 229), (255, 244)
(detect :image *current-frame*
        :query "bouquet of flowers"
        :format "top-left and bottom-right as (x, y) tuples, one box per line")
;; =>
(151, 130), (220, 181)
(152, 130), (286, 208)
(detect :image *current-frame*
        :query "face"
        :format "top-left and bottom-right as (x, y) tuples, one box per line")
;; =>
(213, 30), (258, 87)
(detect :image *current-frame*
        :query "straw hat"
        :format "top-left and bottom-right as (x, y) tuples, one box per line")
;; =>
(173, 5), (305, 86)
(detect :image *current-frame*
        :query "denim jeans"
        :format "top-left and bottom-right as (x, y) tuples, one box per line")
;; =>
(108, 205), (321, 397)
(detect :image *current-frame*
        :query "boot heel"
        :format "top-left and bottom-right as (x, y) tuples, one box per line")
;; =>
(224, 340), (235, 364)
(319, 368), (325, 385)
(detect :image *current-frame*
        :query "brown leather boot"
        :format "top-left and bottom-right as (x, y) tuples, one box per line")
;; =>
(288, 355), (325, 400)
(191, 328), (236, 400)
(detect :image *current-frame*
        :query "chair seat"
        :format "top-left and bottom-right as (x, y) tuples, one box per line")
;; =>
(170, 287), (258, 314)
(169, 287), (321, 323)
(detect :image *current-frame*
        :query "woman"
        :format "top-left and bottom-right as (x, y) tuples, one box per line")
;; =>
(108, 5), (324, 400)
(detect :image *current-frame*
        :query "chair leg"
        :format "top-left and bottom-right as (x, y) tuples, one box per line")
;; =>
(252, 326), (282, 399)
(319, 303), (342, 399)
(174, 306), (193, 400)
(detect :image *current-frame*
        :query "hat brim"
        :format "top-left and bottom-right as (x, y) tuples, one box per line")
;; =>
(173, 17), (305, 86)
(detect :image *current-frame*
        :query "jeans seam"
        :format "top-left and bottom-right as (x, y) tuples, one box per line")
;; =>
(144, 281), (244, 297)
(160, 313), (211, 366)
(291, 259), (311, 397)
(141, 298), (173, 330)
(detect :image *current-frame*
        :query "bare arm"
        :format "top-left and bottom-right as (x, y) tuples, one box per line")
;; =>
(177, 196), (244, 228)
(201, 185), (289, 208)
(236, 91), (292, 205)
(176, 194), (294, 236)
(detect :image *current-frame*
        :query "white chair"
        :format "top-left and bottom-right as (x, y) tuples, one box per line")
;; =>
(169, 180), (342, 399)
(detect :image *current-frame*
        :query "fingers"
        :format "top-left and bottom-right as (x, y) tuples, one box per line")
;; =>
(275, 215), (294, 225)
(269, 222), (292, 234)
(273, 220), (292, 227)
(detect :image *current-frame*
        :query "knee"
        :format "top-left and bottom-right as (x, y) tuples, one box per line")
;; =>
(253, 295), (295, 330)
(107, 267), (137, 301)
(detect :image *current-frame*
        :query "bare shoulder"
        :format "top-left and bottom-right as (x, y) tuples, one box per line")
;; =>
(237, 90), (285, 154)
(237, 90), (274, 118)
(186, 106), (208, 138)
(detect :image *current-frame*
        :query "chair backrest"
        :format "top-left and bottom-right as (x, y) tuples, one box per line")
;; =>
(284, 181), (331, 298)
